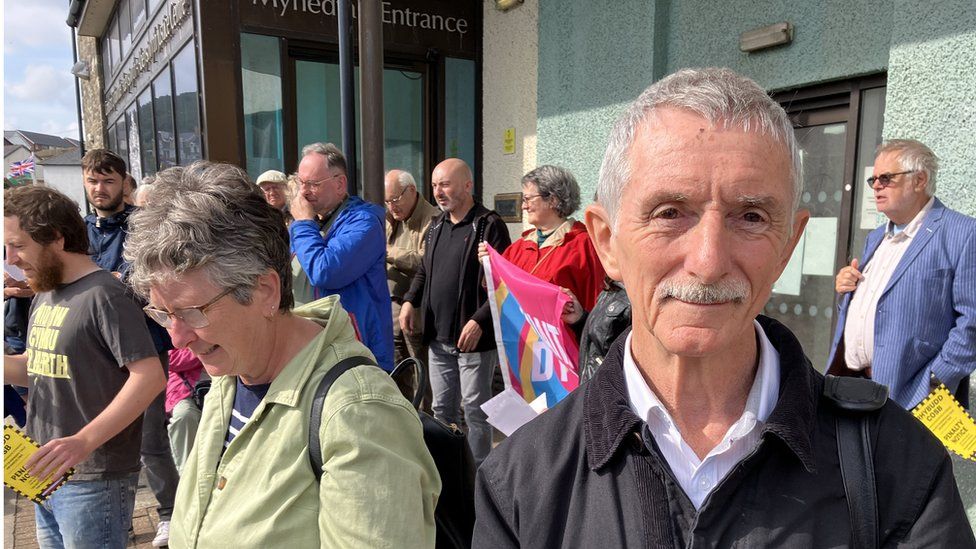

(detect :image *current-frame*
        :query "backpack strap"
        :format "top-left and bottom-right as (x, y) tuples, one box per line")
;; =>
(308, 356), (378, 480)
(824, 375), (887, 549)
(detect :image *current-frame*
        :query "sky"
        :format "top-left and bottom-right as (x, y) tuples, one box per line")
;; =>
(3, 1), (80, 138)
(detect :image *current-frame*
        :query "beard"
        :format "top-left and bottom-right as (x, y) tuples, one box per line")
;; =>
(26, 246), (65, 293)
(89, 190), (124, 213)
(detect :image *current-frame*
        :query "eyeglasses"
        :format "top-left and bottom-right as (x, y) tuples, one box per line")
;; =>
(295, 173), (342, 189)
(384, 187), (410, 205)
(144, 286), (237, 329)
(521, 193), (545, 202)
(866, 171), (915, 188)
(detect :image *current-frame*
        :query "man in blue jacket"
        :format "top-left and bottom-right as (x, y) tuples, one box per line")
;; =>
(827, 139), (976, 409)
(290, 142), (394, 371)
(82, 149), (177, 547)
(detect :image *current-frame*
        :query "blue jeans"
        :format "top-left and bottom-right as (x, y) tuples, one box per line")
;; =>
(428, 340), (497, 466)
(34, 473), (139, 549)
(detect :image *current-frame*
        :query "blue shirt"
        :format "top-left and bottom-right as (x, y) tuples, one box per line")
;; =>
(225, 378), (271, 448)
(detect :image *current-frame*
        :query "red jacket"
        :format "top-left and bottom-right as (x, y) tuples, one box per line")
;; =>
(165, 348), (205, 414)
(502, 221), (605, 311)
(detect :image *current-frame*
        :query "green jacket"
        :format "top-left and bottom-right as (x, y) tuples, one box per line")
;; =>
(170, 295), (440, 548)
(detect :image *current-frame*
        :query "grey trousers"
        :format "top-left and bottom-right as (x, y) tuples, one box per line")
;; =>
(428, 340), (497, 467)
(166, 398), (201, 475)
(141, 352), (180, 522)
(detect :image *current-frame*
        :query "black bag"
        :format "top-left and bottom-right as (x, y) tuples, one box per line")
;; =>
(309, 356), (476, 549)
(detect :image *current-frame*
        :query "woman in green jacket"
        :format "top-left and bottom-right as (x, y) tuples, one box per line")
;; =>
(125, 161), (440, 548)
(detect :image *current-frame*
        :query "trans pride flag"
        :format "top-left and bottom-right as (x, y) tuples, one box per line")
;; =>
(482, 244), (579, 406)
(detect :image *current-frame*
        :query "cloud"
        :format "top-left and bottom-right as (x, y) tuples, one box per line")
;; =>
(5, 64), (75, 106)
(4, 1), (72, 53)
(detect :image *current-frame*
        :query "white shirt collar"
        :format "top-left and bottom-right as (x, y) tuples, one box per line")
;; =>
(885, 196), (934, 239)
(623, 319), (780, 450)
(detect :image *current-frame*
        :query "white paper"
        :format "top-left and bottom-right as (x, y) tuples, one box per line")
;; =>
(801, 217), (838, 276)
(859, 166), (886, 230)
(773, 231), (805, 296)
(4, 262), (25, 282)
(481, 388), (540, 437)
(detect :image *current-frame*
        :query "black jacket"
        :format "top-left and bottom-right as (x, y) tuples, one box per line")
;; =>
(404, 204), (511, 352)
(578, 279), (631, 383)
(474, 316), (974, 548)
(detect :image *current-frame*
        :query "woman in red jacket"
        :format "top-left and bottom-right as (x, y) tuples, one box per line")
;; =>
(478, 165), (605, 338)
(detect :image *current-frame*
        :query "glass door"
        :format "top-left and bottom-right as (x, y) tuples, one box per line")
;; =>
(293, 58), (426, 191)
(766, 119), (849, 371)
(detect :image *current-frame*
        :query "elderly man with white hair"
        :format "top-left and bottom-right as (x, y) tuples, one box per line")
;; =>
(472, 68), (973, 548)
(827, 139), (976, 410)
(385, 169), (438, 370)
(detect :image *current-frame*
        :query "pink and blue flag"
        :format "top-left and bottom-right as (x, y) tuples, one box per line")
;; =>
(483, 244), (579, 406)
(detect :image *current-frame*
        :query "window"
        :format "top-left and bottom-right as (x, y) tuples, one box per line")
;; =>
(241, 33), (284, 175)
(108, 18), (120, 77)
(127, 105), (142, 181)
(153, 70), (177, 170)
(138, 89), (157, 175)
(130, 0), (147, 33)
(172, 43), (202, 164)
(116, 117), (129, 168)
(119, 1), (132, 59)
(444, 58), (476, 179)
(107, 123), (118, 153)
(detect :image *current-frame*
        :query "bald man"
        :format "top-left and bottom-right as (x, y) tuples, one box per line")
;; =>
(385, 170), (438, 399)
(401, 159), (511, 465)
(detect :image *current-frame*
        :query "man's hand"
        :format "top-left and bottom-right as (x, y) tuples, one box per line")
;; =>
(560, 288), (584, 325)
(4, 285), (34, 299)
(290, 193), (317, 221)
(400, 301), (416, 335)
(25, 433), (95, 482)
(457, 319), (482, 353)
(477, 242), (489, 261)
(835, 258), (864, 294)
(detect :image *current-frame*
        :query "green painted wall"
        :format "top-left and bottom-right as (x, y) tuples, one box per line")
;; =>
(536, 0), (665, 209)
(666, 0), (890, 91)
(884, 0), (976, 215)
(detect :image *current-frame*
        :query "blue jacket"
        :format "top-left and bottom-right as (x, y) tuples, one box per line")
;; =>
(86, 205), (173, 354)
(827, 199), (976, 408)
(290, 196), (393, 371)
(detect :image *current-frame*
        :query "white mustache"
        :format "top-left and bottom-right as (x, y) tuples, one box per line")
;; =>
(657, 278), (749, 304)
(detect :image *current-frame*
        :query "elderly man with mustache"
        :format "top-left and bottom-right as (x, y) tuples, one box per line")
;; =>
(472, 68), (973, 548)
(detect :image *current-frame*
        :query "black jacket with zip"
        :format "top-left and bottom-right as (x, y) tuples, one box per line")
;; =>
(474, 316), (974, 548)
(404, 203), (511, 352)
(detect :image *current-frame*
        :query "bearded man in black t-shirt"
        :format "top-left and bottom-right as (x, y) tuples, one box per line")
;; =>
(3, 185), (165, 549)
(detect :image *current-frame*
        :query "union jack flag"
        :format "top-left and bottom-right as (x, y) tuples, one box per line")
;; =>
(10, 155), (35, 177)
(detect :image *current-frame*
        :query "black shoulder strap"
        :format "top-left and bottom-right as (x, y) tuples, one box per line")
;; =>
(308, 356), (378, 480)
(824, 375), (886, 549)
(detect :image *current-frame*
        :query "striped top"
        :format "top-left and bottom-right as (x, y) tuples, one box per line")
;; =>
(225, 378), (271, 448)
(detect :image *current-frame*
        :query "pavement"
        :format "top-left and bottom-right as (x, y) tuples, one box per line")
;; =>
(4, 470), (165, 548)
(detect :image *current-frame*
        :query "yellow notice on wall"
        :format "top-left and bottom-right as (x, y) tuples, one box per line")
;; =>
(912, 384), (976, 460)
(503, 128), (516, 155)
(3, 425), (73, 503)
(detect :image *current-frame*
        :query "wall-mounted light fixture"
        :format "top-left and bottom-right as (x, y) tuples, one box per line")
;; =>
(739, 22), (794, 53)
(70, 60), (91, 80)
(495, 0), (524, 12)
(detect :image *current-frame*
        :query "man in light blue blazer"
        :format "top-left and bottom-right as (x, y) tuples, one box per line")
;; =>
(827, 139), (976, 409)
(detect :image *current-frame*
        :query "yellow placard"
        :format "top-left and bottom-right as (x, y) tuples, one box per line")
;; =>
(912, 384), (976, 460)
(503, 128), (516, 155)
(3, 424), (72, 503)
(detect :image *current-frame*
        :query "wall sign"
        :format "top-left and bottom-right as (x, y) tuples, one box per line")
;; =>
(503, 128), (516, 155)
(239, 0), (477, 57)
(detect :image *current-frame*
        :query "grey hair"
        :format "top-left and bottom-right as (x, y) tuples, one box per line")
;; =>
(522, 165), (581, 218)
(877, 139), (939, 196)
(597, 67), (801, 225)
(124, 161), (294, 311)
(389, 170), (417, 190)
(301, 142), (348, 174)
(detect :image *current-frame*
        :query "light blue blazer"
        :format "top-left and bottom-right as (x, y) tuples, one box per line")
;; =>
(827, 198), (976, 408)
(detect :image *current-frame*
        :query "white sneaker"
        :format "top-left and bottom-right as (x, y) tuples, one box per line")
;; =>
(152, 521), (170, 547)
